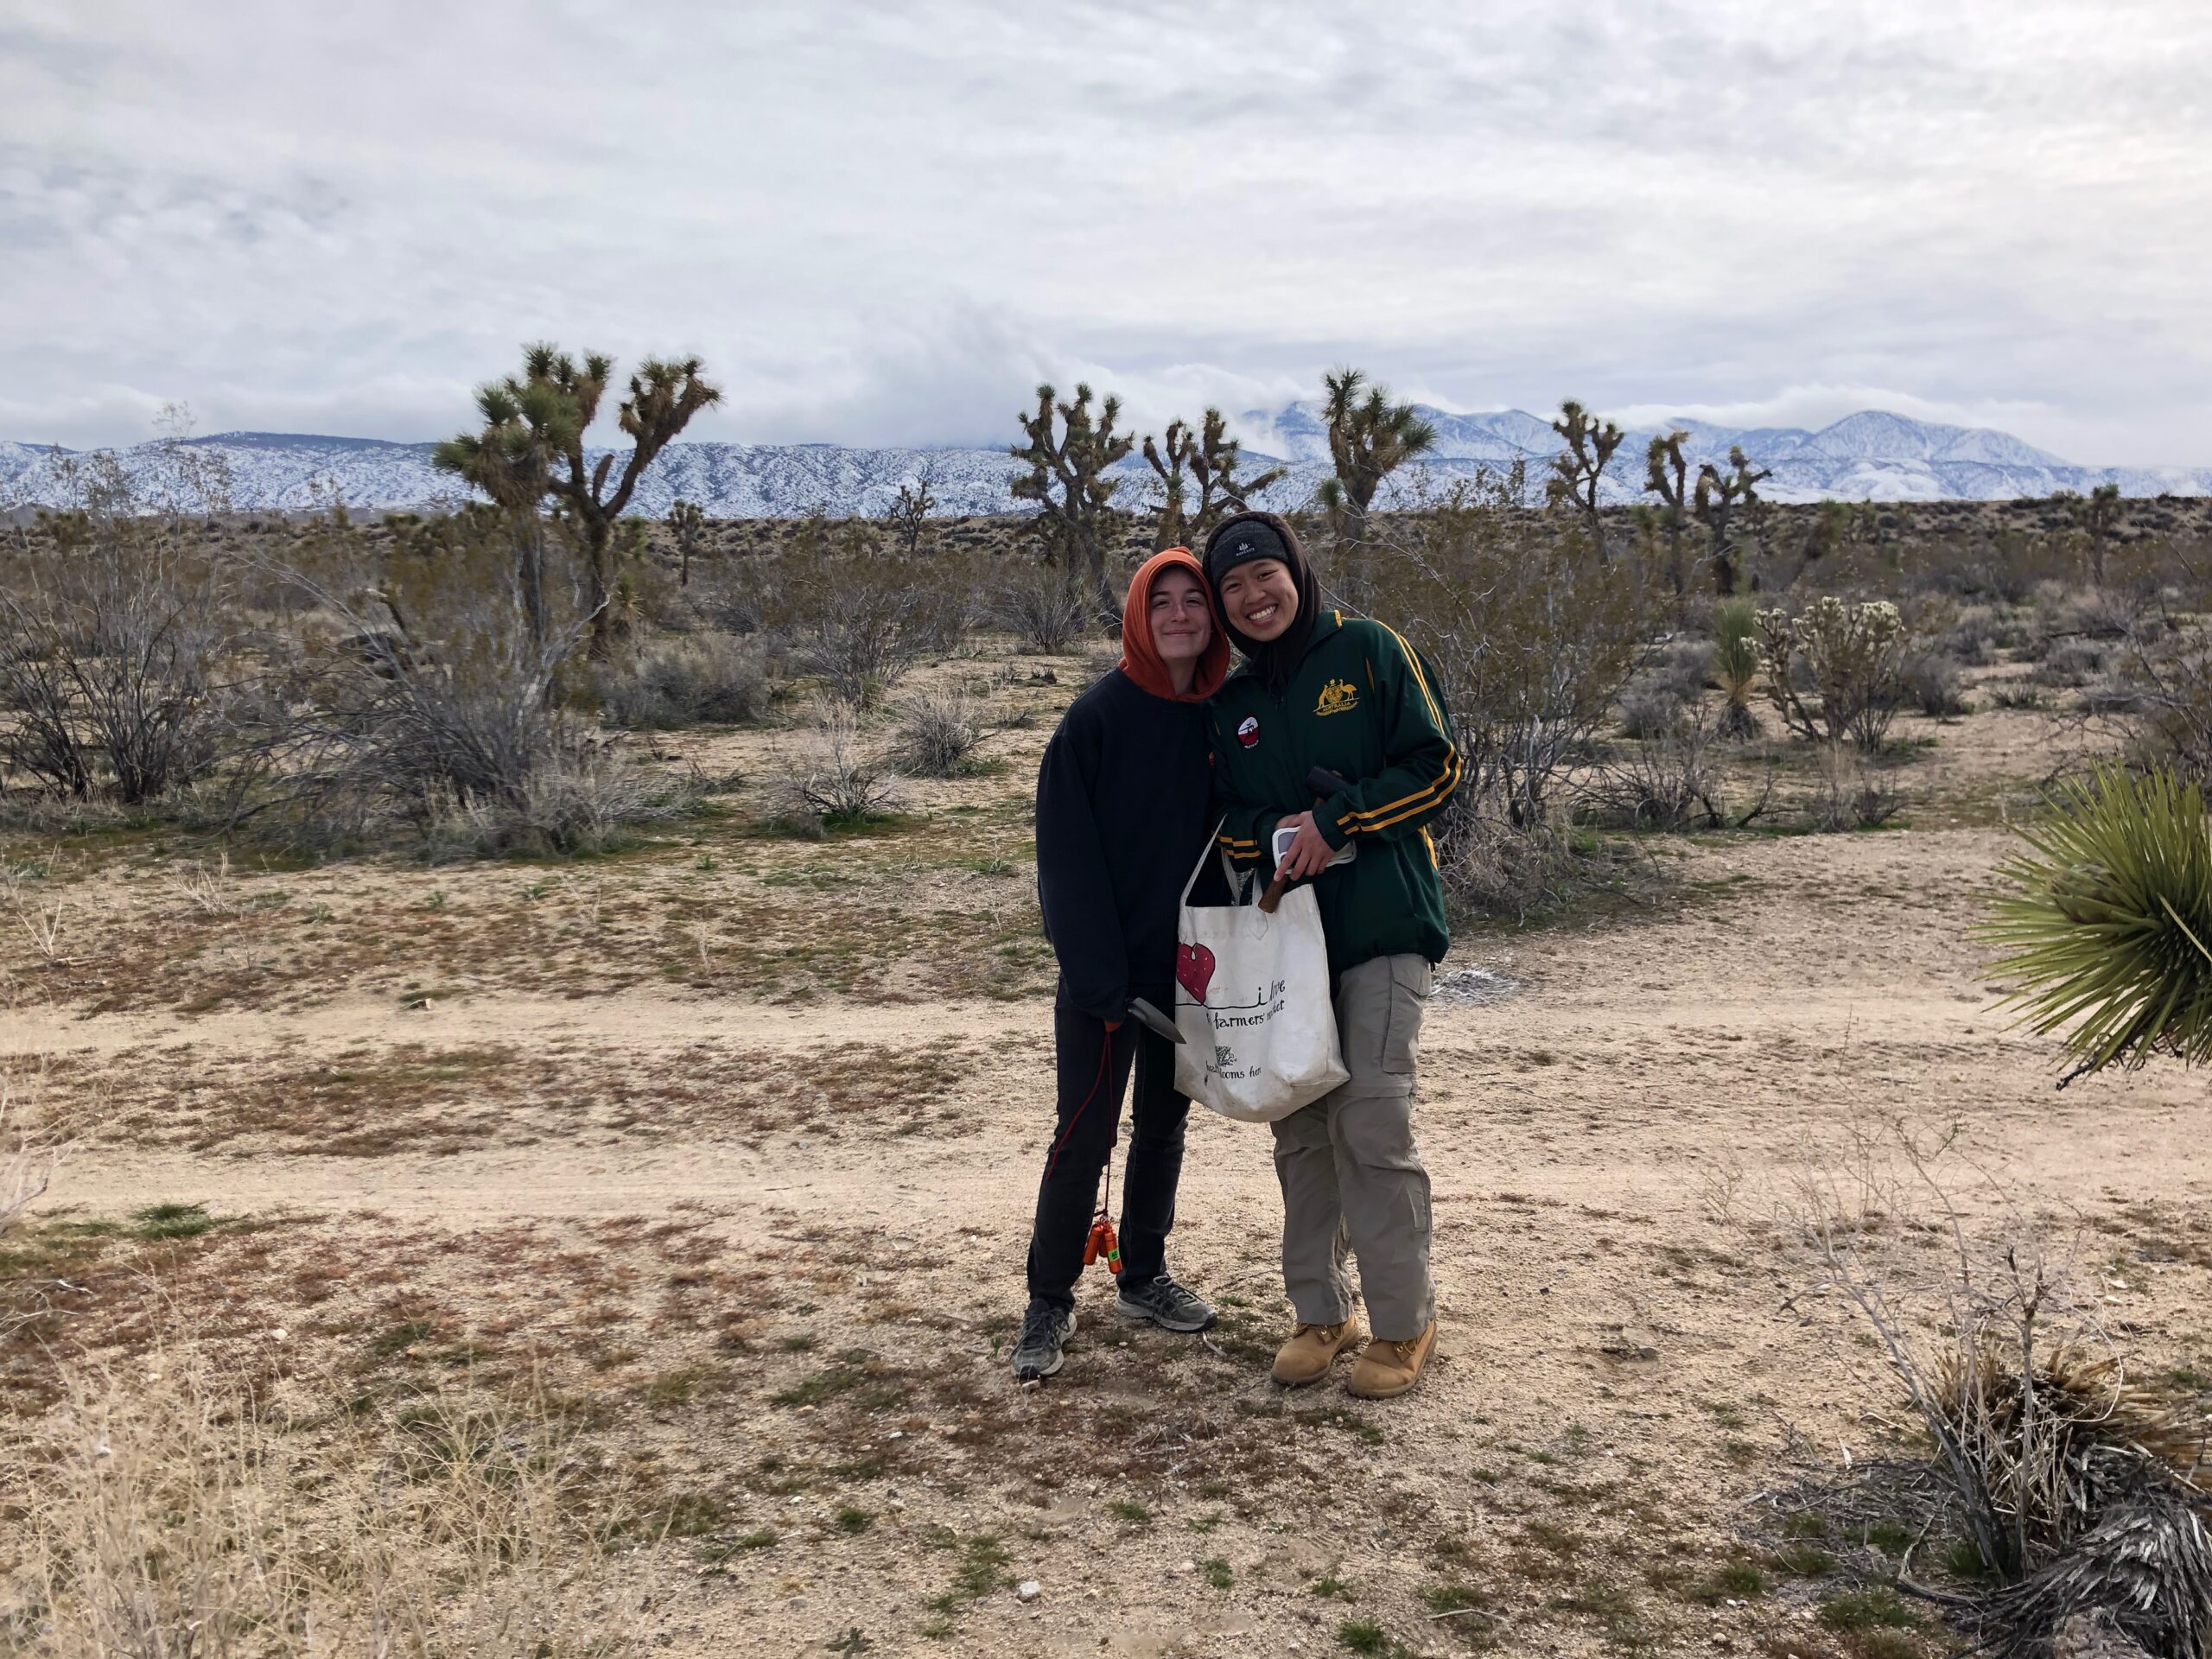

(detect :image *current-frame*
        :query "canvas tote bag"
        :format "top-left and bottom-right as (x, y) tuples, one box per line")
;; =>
(1172, 823), (1349, 1122)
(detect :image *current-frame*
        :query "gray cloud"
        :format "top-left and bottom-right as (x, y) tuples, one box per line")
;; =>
(3, 1), (2208, 462)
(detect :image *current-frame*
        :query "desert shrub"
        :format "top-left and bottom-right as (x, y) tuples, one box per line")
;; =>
(13, 1363), (630, 1659)
(1985, 766), (2212, 1075)
(2029, 638), (2106, 689)
(766, 702), (903, 834)
(987, 559), (1092, 654)
(1937, 602), (2007, 664)
(1757, 596), (1907, 751)
(596, 635), (778, 729)
(1618, 683), (1688, 741)
(1712, 599), (1762, 738)
(271, 506), (587, 817)
(420, 747), (695, 861)
(888, 687), (987, 778)
(1363, 474), (1656, 913)
(1592, 702), (1728, 830)
(758, 519), (967, 705)
(2089, 589), (2212, 785)
(1618, 641), (1705, 739)
(1899, 649), (1970, 717)
(1816, 746), (1908, 830)
(0, 461), (246, 804)
(1374, 474), (1653, 836)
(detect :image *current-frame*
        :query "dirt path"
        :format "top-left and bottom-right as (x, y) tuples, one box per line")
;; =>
(12, 816), (2210, 1659)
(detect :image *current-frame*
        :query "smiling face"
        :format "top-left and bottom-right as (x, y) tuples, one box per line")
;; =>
(1216, 556), (1300, 643)
(1147, 566), (1213, 671)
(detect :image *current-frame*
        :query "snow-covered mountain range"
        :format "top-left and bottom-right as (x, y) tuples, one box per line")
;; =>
(3, 405), (2204, 518)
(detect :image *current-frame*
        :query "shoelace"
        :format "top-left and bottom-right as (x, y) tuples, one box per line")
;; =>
(1018, 1309), (1061, 1347)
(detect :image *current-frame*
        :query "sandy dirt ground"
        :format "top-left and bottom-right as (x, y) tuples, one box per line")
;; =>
(5, 664), (2208, 1659)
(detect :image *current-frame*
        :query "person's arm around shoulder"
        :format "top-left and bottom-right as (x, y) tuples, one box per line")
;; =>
(1035, 699), (1129, 1022)
(1313, 620), (1461, 849)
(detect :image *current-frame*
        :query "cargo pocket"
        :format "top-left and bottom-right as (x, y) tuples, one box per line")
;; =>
(1381, 955), (1432, 1078)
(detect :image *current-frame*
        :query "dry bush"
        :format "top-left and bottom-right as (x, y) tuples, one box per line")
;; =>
(1592, 700), (1732, 830)
(766, 701), (904, 834)
(1367, 470), (1656, 911)
(986, 559), (1092, 654)
(595, 633), (779, 729)
(1, 1073), (53, 1236)
(1816, 744), (1908, 831)
(755, 518), (969, 706)
(5, 1364), (632, 1659)
(1899, 648), (1971, 717)
(260, 507), (645, 853)
(1789, 1118), (2211, 1656)
(0, 455), (248, 805)
(2084, 563), (2212, 786)
(1374, 470), (1653, 833)
(421, 745), (696, 861)
(888, 685), (988, 777)
(1618, 681), (1690, 741)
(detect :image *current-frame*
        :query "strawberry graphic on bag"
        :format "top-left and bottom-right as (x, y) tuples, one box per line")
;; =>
(1175, 942), (1216, 1002)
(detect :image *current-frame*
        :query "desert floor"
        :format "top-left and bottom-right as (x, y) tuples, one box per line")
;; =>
(5, 645), (2209, 1659)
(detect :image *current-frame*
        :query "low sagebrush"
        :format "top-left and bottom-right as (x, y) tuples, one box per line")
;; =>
(766, 702), (903, 833)
(889, 688), (987, 778)
(596, 635), (778, 729)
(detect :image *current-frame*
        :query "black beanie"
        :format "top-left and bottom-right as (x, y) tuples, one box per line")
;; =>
(1202, 512), (1319, 696)
(1204, 518), (1291, 588)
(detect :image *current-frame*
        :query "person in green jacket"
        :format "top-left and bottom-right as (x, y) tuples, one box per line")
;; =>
(1201, 511), (1461, 1400)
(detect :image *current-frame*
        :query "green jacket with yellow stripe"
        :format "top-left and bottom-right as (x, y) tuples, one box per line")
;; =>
(1207, 609), (1461, 976)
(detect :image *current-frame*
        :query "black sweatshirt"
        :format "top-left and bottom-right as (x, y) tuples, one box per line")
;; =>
(1035, 667), (1220, 1022)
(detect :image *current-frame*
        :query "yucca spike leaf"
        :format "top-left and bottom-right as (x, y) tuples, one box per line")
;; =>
(1980, 766), (2212, 1077)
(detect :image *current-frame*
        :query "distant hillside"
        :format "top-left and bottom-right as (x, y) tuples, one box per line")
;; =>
(3, 405), (2204, 518)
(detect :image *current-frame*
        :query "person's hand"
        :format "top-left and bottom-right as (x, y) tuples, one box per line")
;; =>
(1103, 1017), (1123, 1032)
(1275, 810), (1337, 881)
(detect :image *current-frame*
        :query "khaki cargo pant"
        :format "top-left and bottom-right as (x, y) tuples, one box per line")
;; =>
(1270, 953), (1435, 1342)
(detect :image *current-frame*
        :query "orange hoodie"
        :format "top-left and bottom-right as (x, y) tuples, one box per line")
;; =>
(1118, 547), (1231, 702)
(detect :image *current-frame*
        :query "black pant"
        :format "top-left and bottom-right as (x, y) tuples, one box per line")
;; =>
(1025, 1001), (1191, 1313)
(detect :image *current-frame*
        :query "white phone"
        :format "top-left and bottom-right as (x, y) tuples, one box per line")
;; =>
(1272, 823), (1357, 870)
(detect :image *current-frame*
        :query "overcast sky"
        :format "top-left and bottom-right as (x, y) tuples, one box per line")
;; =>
(4, 1), (2209, 462)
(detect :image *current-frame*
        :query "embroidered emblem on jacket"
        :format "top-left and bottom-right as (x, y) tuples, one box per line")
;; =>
(1236, 715), (1260, 748)
(1314, 677), (1360, 717)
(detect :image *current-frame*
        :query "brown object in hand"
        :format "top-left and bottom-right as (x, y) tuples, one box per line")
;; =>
(1259, 767), (1355, 914)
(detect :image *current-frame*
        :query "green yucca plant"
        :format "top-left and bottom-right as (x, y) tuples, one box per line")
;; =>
(1984, 766), (2212, 1079)
(1713, 599), (1760, 738)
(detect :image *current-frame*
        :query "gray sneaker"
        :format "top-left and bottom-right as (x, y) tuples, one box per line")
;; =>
(1116, 1274), (1217, 1333)
(1011, 1303), (1076, 1381)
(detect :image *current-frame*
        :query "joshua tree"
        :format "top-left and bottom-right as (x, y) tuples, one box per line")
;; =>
(1142, 408), (1287, 553)
(435, 342), (721, 657)
(1643, 430), (1692, 595)
(1544, 400), (1624, 561)
(1010, 382), (1134, 620)
(2063, 482), (2124, 584)
(1693, 445), (1772, 596)
(886, 461), (939, 557)
(1315, 367), (1436, 556)
(666, 499), (707, 588)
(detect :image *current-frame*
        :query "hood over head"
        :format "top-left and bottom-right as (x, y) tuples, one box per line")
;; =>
(1202, 510), (1319, 696)
(1119, 546), (1231, 702)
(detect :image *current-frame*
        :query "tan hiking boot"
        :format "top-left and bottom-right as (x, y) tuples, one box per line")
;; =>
(1346, 1320), (1438, 1399)
(1271, 1319), (1362, 1387)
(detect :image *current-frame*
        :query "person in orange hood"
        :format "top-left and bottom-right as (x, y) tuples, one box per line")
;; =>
(1012, 549), (1231, 1381)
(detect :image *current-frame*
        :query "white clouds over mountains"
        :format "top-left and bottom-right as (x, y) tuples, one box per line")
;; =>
(3, 3), (2209, 462)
